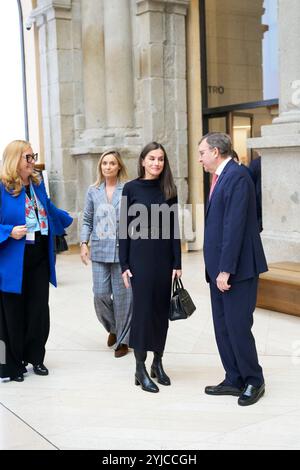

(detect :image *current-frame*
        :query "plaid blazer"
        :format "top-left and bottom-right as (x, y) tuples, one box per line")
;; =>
(81, 182), (124, 263)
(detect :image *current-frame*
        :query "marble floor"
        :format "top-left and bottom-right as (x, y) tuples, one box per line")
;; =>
(1, 251), (300, 450)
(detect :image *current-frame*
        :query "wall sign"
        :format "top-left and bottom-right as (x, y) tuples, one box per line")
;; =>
(208, 86), (225, 94)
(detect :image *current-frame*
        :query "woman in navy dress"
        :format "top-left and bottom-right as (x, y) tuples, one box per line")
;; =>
(119, 142), (182, 393)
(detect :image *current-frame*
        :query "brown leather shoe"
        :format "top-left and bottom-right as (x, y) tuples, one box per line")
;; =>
(114, 344), (129, 358)
(107, 333), (117, 347)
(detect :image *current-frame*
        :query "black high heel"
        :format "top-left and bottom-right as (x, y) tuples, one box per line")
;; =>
(134, 350), (159, 393)
(151, 352), (171, 385)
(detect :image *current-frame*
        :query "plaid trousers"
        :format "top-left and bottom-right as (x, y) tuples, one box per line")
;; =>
(92, 262), (132, 348)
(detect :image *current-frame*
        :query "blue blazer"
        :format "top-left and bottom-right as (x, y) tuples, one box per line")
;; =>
(203, 159), (268, 284)
(0, 180), (73, 294)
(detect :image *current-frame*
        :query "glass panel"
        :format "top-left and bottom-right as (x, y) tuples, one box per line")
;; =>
(232, 114), (252, 166)
(243, 104), (278, 137)
(0, 0), (26, 158)
(208, 116), (227, 133)
(231, 105), (278, 165)
(205, 0), (278, 108)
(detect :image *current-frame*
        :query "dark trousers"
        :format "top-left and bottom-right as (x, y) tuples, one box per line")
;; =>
(0, 234), (50, 378)
(209, 277), (264, 388)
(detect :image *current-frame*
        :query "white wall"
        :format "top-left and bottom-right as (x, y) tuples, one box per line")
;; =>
(0, 0), (26, 158)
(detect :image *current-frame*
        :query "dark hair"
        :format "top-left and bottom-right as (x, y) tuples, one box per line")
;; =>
(138, 142), (177, 200)
(199, 132), (232, 157)
(231, 149), (239, 162)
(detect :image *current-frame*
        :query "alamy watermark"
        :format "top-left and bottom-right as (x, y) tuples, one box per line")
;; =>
(93, 197), (200, 242)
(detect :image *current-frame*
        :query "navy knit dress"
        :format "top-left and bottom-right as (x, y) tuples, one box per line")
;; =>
(119, 178), (181, 353)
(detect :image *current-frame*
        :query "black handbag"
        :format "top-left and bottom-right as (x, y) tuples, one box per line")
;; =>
(54, 234), (69, 253)
(169, 276), (196, 321)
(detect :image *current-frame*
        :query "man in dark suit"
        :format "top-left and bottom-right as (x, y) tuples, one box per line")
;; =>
(198, 132), (268, 406)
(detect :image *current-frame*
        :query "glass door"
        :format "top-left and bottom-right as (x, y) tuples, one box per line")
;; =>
(231, 112), (253, 166)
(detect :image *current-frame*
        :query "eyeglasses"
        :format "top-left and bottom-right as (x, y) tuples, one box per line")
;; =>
(22, 153), (38, 163)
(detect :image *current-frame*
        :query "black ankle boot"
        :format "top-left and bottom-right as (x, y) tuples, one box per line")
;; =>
(134, 350), (159, 393)
(151, 352), (171, 386)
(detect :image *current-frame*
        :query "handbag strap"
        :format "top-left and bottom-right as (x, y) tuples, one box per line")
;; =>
(172, 275), (184, 294)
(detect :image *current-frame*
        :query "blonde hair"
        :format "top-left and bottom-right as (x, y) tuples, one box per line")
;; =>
(1, 140), (40, 196)
(93, 150), (128, 187)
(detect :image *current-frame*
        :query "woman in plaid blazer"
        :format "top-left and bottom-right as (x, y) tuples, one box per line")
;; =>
(80, 150), (132, 358)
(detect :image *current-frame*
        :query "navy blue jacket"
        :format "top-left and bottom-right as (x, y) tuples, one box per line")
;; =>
(203, 159), (268, 284)
(0, 180), (73, 294)
(249, 157), (262, 232)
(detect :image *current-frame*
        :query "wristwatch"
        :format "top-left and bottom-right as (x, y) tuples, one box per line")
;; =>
(80, 241), (88, 247)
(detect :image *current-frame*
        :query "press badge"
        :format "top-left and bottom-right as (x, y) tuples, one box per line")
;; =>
(25, 232), (35, 244)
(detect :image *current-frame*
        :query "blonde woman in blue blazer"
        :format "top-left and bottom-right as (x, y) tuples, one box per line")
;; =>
(0, 140), (73, 382)
(80, 150), (132, 358)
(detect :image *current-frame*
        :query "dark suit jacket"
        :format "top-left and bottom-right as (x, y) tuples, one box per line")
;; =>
(203, 159), (268, 284)
(249, 157), (262, 232)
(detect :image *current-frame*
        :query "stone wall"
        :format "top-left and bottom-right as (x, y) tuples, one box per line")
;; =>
(32, 0), (190, 242)
(248, 0), (300, 263)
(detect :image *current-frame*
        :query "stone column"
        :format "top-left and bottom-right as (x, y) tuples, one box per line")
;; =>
(33, 0), (79, 241)
(103, 0), (134, 129)
(186, 0), (204, 250)
(273, 0), (300, 124)
(81, 0), (106, 129)
(72, 0), (140, 221)
(136, 0), (190, 203)
(248, 0), (300, 262)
